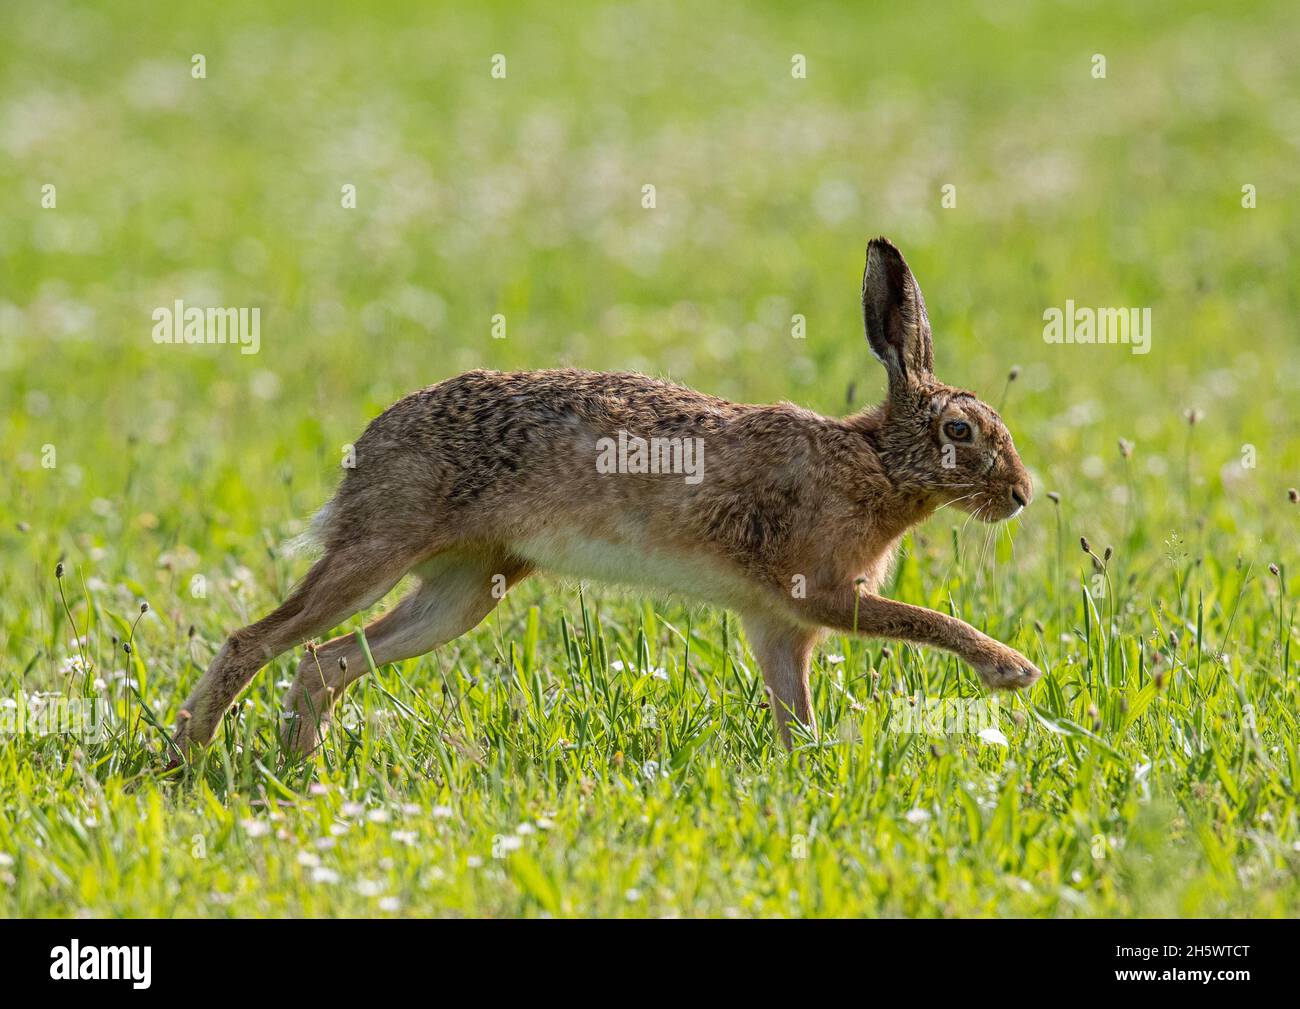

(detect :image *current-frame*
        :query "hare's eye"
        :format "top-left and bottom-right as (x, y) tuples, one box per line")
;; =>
(943, 420), (972, 441)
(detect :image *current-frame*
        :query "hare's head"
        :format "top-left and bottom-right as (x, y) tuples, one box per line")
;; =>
(862, 237), (1032, 523)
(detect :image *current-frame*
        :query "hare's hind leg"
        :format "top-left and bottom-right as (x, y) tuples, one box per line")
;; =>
(170, 541), (420, 762)
(743, 613), (821, 749)
(281, 549), (532, 755)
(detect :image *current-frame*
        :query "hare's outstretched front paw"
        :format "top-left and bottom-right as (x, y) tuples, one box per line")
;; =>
(972, 643), (1041, 691)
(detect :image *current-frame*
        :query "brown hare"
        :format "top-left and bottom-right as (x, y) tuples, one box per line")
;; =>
(170, 237), (1039, 762)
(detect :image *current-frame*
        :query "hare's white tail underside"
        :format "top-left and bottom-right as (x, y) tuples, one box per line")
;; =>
(282, 500), (336, 559)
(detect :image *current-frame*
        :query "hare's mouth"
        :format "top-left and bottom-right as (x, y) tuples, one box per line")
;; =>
(954, 495), (1020, 523)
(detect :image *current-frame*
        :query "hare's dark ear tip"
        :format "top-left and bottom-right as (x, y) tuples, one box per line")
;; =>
(866, 236), (904, 261)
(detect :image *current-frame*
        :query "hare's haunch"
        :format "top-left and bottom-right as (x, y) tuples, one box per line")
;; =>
(170, 238), (1039, 761)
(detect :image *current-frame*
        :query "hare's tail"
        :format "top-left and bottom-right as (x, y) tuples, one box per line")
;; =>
(283, 499), (337, 558)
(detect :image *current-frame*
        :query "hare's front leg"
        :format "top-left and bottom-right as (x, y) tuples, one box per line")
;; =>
(799, 587), (1041, 691)
(742, 614), (822, 748)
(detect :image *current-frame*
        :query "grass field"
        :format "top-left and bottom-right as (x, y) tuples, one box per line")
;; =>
(2, 0), (1299, 917)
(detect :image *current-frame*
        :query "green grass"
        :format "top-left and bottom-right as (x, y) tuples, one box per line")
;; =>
(1, 0), (1298, 917)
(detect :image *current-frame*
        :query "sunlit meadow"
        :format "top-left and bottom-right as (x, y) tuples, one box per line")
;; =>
(1, 0), (1298, 917)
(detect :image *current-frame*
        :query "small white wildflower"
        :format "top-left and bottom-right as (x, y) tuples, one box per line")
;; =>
(431, 805), (453, 819)
(311, 867), (340, 884)
(356, 879), (384, 897)
(378, 896), (401, 912)
(297, 851), (321, 868)
(466, 855), (484, 868)
(392, 830), (417, 845)
(341, 802), (364, 817)
(240, 819), (271, 838)
(516, 823), (536, 835)
(904, 808), (931, 825)
(314, 837), (336, 851)
(366, 809), (390, 823)
(401, 803), (421, 815)
(977, 727), (1008, 747)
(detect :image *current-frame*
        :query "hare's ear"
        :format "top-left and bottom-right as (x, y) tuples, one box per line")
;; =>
(861, 237), (934, 388)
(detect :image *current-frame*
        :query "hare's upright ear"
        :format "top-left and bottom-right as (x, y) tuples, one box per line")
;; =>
(861, 237), (934, 388)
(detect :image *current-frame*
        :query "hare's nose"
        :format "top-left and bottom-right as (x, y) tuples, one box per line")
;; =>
(1010, 485), (1029, 509)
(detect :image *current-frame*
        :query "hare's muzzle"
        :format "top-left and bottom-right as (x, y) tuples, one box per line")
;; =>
(1006, 481), (1032, 519)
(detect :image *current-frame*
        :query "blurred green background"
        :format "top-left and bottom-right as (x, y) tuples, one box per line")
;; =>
(1, 0), (1298, 917)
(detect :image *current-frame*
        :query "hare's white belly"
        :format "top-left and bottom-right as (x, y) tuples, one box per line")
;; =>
(513, 525), (755, 609)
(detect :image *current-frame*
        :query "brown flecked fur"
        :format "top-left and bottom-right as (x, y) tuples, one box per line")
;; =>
(169, 238), (1039, 761)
